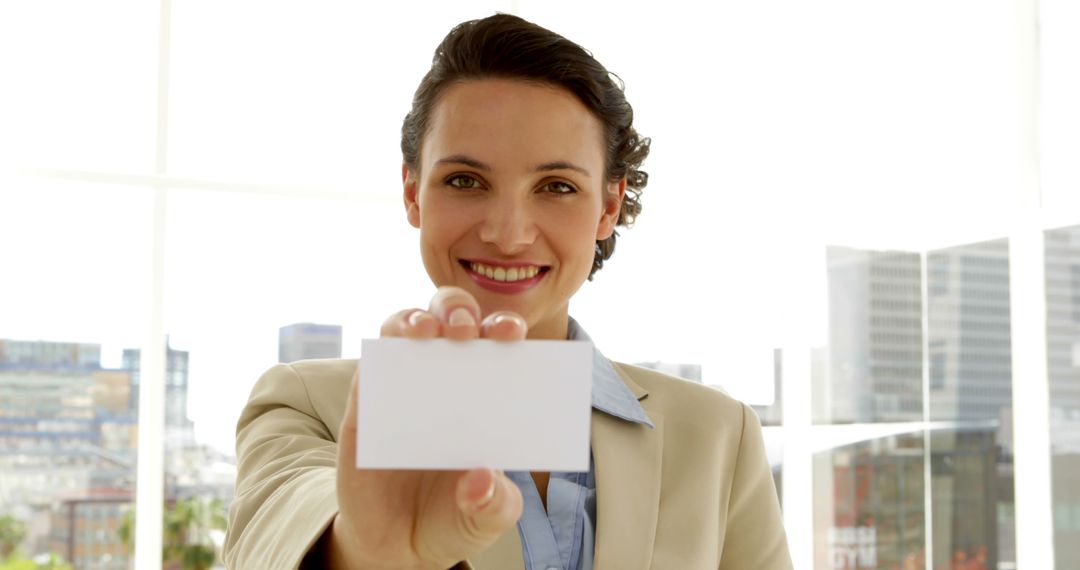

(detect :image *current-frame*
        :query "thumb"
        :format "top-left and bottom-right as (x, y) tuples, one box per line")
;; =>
(338, 367), (360, 464)
(453, 469), (523, 546)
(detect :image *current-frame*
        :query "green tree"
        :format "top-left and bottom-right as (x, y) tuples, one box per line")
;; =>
(118, 498), (227, 570)
(0, 516), (27, 561)
(35, 554), (72, 570)
(0, 557), (34, 570)
(0, 553), (71, 570)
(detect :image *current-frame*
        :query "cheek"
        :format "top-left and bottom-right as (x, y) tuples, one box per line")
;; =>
(549, 208), (602, 257)
(419, 195), (474, 249)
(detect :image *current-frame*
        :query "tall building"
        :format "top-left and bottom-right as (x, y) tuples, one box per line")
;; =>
(824, 246), (924, 424)
(1045, 224), (1080, 569)
(2, 337), (234, 567)
(1046, 225), (1080, 420)
(0, 339), (100, 369)
(925, 238), (1015, 566)
(48, 491), (131, 570)
(278, 323), (342, 363)
(0, 342), (136, 559)
(122, 342), (193, 447)
(927, 239), (1013, 424)
(820, 239), (1019, 569)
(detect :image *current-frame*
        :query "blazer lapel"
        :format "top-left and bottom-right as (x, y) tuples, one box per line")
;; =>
(591, 390), (664, 570)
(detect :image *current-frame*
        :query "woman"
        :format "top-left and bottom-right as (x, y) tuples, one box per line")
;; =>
(224, 14), (792, 570)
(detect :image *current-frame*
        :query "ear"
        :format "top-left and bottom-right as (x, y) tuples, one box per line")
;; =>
(403, 163), (421, 229)
(596, 177), (626, 241)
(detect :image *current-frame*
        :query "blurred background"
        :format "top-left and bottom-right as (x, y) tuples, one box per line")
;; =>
(0, 1), (1077, 568)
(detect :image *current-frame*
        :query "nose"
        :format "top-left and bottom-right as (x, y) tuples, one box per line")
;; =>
(478, 192), (538, 254)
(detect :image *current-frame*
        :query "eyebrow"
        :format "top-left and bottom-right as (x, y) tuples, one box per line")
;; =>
(436, 154), (491, 171)
(435, 154), (591, 177)
(536, 160), (591, 177)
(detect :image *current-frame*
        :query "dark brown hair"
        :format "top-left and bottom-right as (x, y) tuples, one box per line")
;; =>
(401, 13), (650, 279)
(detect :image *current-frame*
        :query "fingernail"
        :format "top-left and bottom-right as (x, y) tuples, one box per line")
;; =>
(448, 307), (476, 328)
(476, 478), (496, 509)
(492, 314), (525, 328)
(408, 310), (432, 327)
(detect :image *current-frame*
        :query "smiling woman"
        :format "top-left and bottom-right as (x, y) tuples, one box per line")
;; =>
(406, 80), (622, 340)
(223, 13), (792, 570)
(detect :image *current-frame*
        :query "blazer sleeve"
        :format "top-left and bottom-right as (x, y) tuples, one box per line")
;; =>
(222, 363), (477, 570)
(223, 363), (341, 569)
(718, 404), (794, 570)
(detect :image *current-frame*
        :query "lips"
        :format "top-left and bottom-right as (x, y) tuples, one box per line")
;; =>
(459, 259), (550, 293)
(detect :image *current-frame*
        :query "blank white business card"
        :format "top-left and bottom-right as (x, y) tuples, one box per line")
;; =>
(356, 338), (593, 471)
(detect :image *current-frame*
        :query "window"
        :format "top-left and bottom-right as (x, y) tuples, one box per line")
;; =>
(2, 1), (1075, 569)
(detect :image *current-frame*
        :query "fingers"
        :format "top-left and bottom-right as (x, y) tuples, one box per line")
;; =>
(454, 469), (523, 545)
(480, 311), (527, 341)
(382, 287), (529, 342)
(381, 308), (440, 339)
(428, 287), (483, 341)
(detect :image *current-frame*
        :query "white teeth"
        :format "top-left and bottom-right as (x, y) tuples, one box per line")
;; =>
(468, 262), (542, 282)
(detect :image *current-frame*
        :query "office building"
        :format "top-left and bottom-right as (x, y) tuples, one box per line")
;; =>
(122, 342), (194, 447)
(0, 343), (136, 559)
(278, 322), (342, 363)
(48, 491), (131, 570)
(818, 239), (1020, 568)
(1046, 224), (1080, 568)
(0, 339), (100, 369)
(823, 246), (924, 424)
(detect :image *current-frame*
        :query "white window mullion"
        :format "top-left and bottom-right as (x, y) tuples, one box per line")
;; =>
(134, 187), (167, 570)
(920, 251), (935, 564)
(1010, 0), (1054, 565)
(134, 0), (171, 568)
(1009, 216), (1055, 569)
(781, 347), (813, 570)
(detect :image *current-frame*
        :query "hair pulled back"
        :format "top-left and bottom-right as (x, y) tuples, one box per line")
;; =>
(401, 14), (650, 278)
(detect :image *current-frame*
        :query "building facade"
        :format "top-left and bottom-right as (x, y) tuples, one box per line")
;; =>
(278, 322), (343, 363)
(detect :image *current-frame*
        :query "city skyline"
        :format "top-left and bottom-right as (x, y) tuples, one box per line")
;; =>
(3, 226), (1078, 568)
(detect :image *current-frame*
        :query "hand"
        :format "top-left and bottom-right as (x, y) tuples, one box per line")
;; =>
(325, 286), (527, 569)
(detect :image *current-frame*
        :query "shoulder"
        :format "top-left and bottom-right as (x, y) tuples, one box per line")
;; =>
(610, 361), (755, 432)
(279, 358), (359, 385)
(242, 359), (358, 432)
(248, 359), (357, 403)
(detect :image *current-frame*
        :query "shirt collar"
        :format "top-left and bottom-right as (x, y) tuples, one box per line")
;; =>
(567, 317), (654, 428)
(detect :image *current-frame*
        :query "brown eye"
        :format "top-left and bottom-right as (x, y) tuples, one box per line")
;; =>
(543, 181), (577, 195)
(446, 174), (480, 189)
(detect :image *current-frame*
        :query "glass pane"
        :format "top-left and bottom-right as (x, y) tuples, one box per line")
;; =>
(814, 433), (926, 570)
(0, 175), (152, 569)
(167, 0), (511, 188)
(0, 1), (158, 173)
(1046, 224), (1080, 570)
(1042, 0), (1080, 211)
(930, 429), (1010, 570)
(163, 189), (420, 456)
(161, 189), (429, 566)
(819, 247), (924, 425)
(927, 238), (1015, 568)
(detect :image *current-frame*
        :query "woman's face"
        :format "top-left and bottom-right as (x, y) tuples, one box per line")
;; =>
(403, 79), (624, 340)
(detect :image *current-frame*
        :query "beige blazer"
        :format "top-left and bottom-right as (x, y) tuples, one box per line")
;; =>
(224, 359), (792, 570)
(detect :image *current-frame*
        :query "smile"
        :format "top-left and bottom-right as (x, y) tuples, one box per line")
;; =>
(460, 260), (550, 293)
(468, 262), (543, 282)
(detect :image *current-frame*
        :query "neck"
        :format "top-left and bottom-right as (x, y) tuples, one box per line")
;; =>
(526, 311), (569, 340)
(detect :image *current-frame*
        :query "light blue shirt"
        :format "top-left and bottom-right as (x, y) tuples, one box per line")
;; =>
(505, 318), (654, 570)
